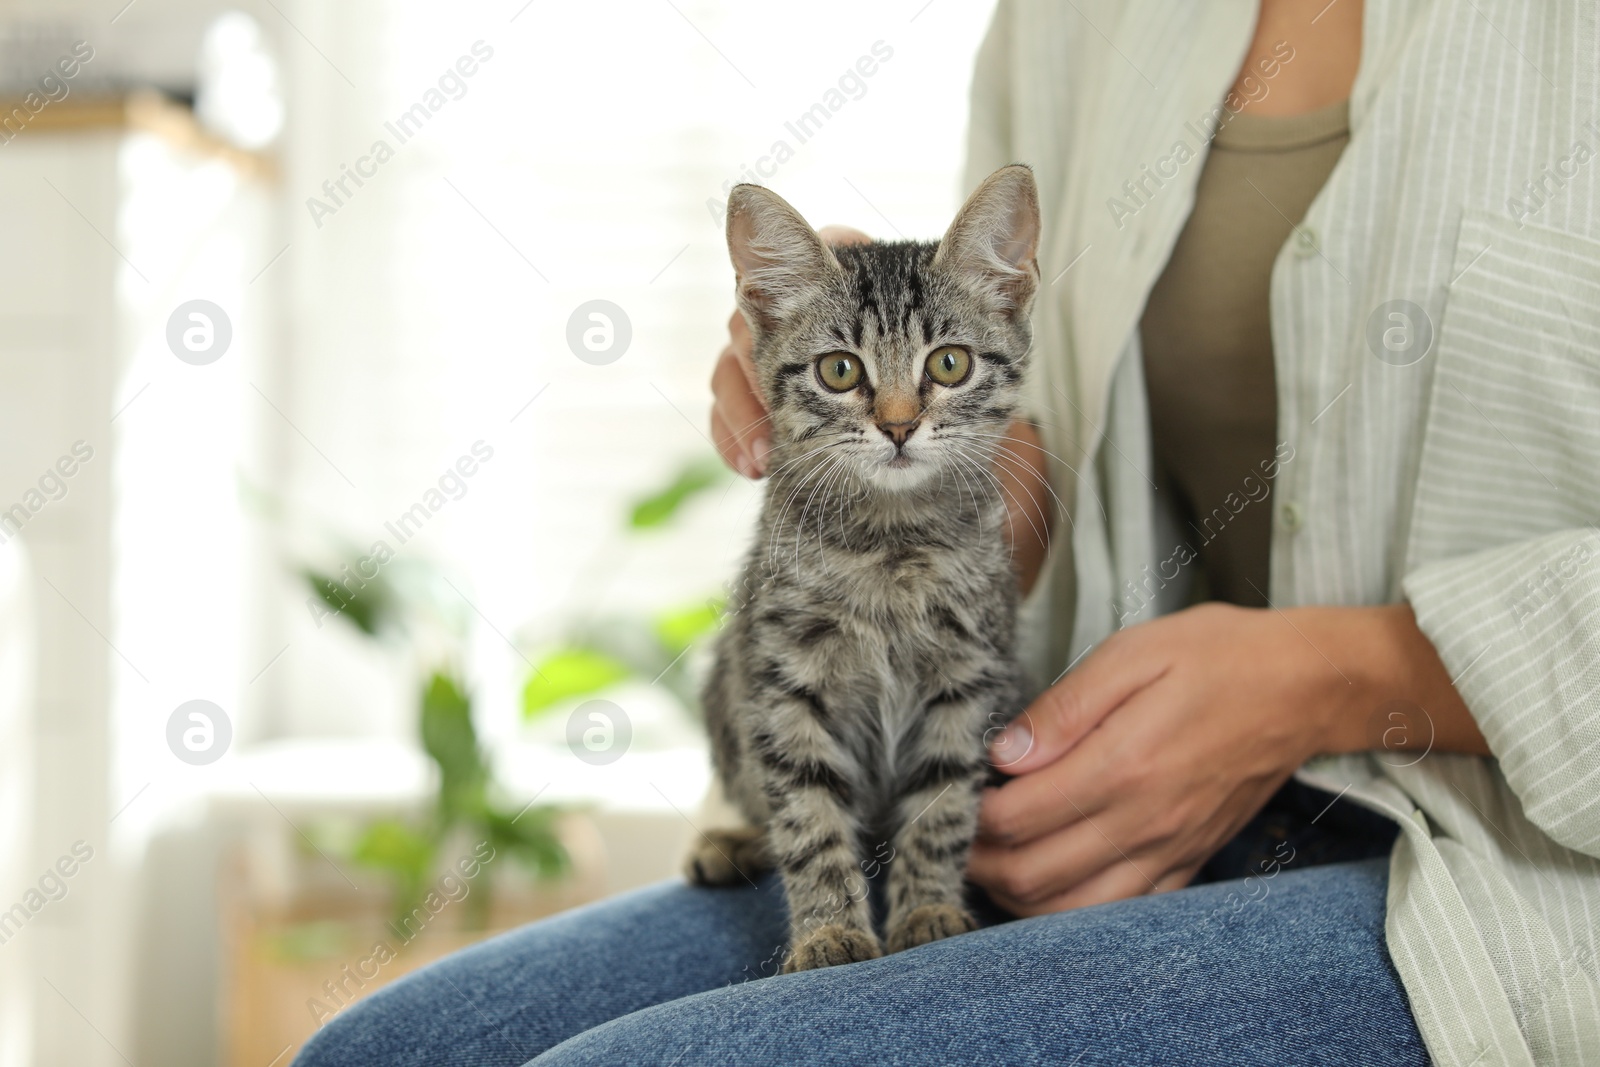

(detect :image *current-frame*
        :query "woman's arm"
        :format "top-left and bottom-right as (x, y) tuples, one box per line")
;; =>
(1299, 602), (1488, 758)
(994, 420), (1052, 596)
(968, 599), (1487, 917)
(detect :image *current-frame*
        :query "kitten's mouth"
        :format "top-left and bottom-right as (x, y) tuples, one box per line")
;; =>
(885, 454), (913, 469)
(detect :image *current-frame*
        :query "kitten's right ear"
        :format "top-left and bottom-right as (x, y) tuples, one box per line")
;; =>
(726, 184), (839, 333)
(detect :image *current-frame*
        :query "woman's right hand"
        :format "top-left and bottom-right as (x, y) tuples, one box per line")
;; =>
(710, 225), (871, 478)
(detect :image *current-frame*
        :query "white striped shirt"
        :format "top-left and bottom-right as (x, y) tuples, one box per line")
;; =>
(967, 2), (1600, 1062)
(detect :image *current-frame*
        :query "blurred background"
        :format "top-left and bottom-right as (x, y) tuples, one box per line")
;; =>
(0, 0), (999, 1063)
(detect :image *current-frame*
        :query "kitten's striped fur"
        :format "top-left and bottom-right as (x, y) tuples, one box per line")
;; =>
(688, 167), (1042, 971)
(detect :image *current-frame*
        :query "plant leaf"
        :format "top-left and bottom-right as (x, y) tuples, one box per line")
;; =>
(264, 920), (353, 963)
(652, 598), (724, 654)
(522, 648), (630, 718)
(421, 672), (487, 819)
(351, 820), (436, 883)
(301, 565), (396, 637)
(628, 458), (727, 529)
(484, 806), (570, 880)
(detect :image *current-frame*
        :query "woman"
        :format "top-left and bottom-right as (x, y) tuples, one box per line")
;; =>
(298, 2), (1600, 1063)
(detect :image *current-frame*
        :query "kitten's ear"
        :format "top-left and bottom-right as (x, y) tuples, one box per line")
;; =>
(726, 184), (839, 333)
(933, 164), (1041, 317)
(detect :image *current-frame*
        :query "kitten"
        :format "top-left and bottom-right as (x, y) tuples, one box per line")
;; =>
(688, 165), (1042, 972)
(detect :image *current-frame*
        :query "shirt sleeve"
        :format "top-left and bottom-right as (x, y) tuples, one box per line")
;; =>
(1403, 526), (1600, 859)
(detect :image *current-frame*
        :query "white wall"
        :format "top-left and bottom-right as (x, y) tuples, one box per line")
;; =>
(0, 129), (121, 1067)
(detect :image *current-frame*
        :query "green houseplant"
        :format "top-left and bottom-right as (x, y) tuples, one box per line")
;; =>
(300, 558), (568, 928)
(519, 456), (730, 725)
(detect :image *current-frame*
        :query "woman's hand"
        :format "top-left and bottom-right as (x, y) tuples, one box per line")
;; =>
(969, 601), (1488, 917)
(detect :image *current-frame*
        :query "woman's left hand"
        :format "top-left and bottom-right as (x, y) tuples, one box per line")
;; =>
(966, 600), (1479, 916)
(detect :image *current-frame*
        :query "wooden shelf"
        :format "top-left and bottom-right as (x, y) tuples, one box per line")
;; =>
(0, 90), (276, 181)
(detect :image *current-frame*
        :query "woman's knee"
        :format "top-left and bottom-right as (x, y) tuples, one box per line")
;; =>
(293, 878), (788, 1066)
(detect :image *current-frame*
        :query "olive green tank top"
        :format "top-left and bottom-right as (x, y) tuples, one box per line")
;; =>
(1139, 100), (1350, 606)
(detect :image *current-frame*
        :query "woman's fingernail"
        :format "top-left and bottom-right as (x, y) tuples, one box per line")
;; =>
(751, 436), (770, 475)
(990, 722), (1032, 768)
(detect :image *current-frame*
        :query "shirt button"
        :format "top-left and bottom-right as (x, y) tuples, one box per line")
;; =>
(1293, 226), (1320, 257)
(1278, 501), (1304, 531)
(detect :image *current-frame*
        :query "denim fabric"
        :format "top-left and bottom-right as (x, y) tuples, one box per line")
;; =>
(295, 858), (1425, 1066)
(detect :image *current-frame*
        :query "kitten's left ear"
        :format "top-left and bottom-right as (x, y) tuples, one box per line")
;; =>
(933, 164), (1041, 318)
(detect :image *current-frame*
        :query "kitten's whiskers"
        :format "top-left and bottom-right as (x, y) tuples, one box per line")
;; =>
(934, 431), (1077, 535)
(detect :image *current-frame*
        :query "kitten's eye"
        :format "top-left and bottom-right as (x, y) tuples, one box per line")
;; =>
(925, 346), (972, 386)
(816, 352), (863, 392)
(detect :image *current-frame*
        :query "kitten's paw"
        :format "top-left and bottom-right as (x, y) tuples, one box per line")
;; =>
(887, 903), (977, 953)
(782, 925), (884, 973)
(684, 827), (769, 887)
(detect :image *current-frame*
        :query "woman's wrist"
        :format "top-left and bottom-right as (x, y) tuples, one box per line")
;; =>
(999, 420), (1051, 595)
(1288, 604), (1395, 757)
(1287, 603), (1491, 759)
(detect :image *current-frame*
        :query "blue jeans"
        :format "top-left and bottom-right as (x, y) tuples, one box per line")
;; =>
(293, 854), (1425, 1065)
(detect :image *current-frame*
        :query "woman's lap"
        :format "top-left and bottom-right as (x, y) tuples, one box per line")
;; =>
(292, 874), (794, 1066)
(294, 858), (1426, 1067)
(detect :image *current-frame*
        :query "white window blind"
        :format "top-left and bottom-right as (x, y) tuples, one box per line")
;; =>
(261, 0), (1000, 747)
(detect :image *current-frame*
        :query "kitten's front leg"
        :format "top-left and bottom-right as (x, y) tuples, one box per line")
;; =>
(751, 724), (882, 972)
(884, 693), (993, 953)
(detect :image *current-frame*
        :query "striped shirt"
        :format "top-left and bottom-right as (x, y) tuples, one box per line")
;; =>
(965, 2), (1600, 1062)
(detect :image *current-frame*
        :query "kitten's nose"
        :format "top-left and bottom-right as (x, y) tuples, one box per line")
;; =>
(878, 419), (920, 447)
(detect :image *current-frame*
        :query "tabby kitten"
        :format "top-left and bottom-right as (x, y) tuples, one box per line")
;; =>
(688, 165), (1042, 972)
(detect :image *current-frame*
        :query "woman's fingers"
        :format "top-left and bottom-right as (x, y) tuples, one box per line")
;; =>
(980, 861), (1146, 919)
(967, 818), (1122, 908)
(988, 628), (1169, 776)
(710, 345), (770, 477)
(973, 849), (1164, 918)
(972, 731), (1173, 903)
(817, 224), (872, 247)
(710, 407), (742, 476)
(726, 309), (757, 391)
(980, 660), (1179, 850)
(981, 856), (1195, 919)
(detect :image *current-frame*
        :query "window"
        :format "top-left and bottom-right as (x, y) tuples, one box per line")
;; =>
(112, 0), (1001, 796)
